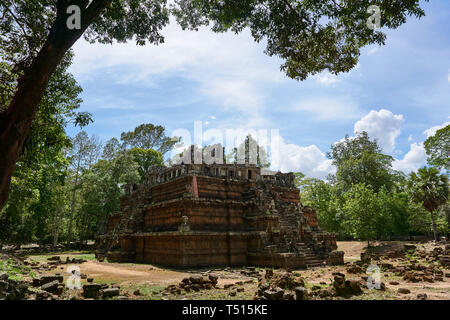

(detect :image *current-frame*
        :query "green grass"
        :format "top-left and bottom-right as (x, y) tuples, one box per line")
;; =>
(122, 283), (166, 300)
(0, 258), (35, 281)
(27, 252), (96, 263)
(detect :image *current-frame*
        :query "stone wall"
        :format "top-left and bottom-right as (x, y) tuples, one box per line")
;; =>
(95, 161), (342, 268)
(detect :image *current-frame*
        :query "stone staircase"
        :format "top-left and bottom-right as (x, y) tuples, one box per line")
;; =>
(275, 203), (325, 268)
(296, 242), (325, 268)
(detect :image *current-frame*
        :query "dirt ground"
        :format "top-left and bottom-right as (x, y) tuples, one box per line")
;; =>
(25, 241), (449, 300)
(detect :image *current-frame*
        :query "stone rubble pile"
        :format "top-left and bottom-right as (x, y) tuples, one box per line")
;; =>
(163, 274), (219, 295)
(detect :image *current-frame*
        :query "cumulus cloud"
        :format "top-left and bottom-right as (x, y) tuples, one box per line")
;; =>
(423, 121), (450, 138)
(270, 136), (335, 179)
(315, 72), (338, 86)
(354, 109), (404, 153)
(392, 143), (427, 173)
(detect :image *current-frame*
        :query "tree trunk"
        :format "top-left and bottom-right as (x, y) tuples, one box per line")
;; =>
(430, 210), (438, 242)
(0, 0), (111, 211)
(53, 204), (63, 247)
(68, 162), (81, 243)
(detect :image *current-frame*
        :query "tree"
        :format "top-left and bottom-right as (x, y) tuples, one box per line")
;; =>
(0, 50), (86, 245)
(424, 124), (450, 171)
(408, 167), (449, 241)
(0, 0), (428, 209)
(120, 123), (179, 155)
(66, 131), (102, 243)
(76, 149), (140, 242)
(328, 131), (395, 192)
(300, 177), (345, 237)
(342, 183), (381, 245)
(102, 137), (122, 161)
(128, 148), (164, 181)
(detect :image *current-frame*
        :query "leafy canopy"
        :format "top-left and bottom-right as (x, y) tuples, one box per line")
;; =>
(120, 123), (178, 155)
(424, 124), (450, 171)
(408, 166), (448, 214)
(328, 131), (394, 192)
(1, 0), (427, 82)
(173, 0), (427, 80)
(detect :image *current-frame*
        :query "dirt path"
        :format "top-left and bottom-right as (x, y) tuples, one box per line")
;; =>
(65, 261), (192, 285)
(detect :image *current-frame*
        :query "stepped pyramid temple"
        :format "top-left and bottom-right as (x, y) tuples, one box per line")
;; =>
(95, 143), (344, 268)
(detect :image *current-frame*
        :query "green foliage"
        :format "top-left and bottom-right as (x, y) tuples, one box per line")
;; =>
(408, 166), (448, 240)
(299, 134), (447, 241)
(0, 51), (85, 245)
(424, 124), (450, 171)
(0, 0), (434, 245)
(341, 183), (380, 242)
(408, 167), (448, 214)
(120, 123), (179, 155)
(128, 148), (164, 181)
(173, 0), (427, 81)
(300, 177), (344, 237)
(328, 131), (395, 193)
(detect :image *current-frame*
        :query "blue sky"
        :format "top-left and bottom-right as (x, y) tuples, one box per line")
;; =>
(68, 0), (450, 179)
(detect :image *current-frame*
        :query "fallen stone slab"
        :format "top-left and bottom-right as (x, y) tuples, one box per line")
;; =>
(398, 288), (411, 294)
(101, 288), (120, 299)
(40, 280), (60, 294)
(83, 283), (102, 299)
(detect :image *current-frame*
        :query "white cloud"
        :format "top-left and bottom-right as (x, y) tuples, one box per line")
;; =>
(423, 121), (450, 138)
(354, 109), (404, 153)
(392, 143), (427, 173)
(367, 47), (380, 56)
(316, 72), (338, 86)
(71, 21), (286, 130)
(448, 71), (450, 84)
(270, 136), (335, 179)
(293, 97), (363, 121)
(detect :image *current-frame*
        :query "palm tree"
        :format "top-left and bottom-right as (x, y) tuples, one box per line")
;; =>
(408, 167), (449, 241)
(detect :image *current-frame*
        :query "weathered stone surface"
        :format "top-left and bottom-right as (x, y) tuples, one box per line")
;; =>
(417, 293), (427, 300)
(294, 287), (309, 300)
(398, 288), (411, 294)
(83, 283), (102, 299)
(332, 273), (362, 297)
(95, 151), (341, 268)
(0, 278), (29, 300)
(270, 271), (304, 290)
(263, 287), (284, 300)
(101, 288), (120, 298)
(38, 275), (64, 286)
(208, 274), (218, 286)
(40, 280), (60, 294)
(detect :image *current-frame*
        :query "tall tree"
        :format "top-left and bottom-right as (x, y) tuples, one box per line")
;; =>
(128, 148), (164, 181)
(66, 131), (101, 242)
(120, 123), (178, 154)
(328, 131), (395, 192)
(1, 51), (86, 245)
(424, 124), (450, 171)
(408, 167), (449, 241)
(0, 0), (428, 209)
(342, 183), (381, 245)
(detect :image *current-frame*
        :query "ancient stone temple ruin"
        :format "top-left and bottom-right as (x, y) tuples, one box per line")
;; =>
(95, 145), (344, 268)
